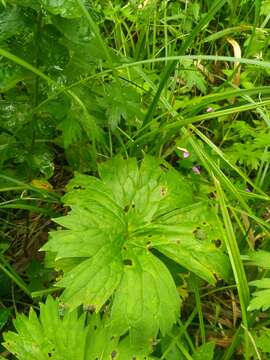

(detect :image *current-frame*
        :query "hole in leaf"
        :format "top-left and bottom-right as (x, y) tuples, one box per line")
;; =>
(84, 304), (96, 312)
(160, 186), (167, 196)
(148, 234), (152, 238)
(73, 185), (85, 190)
(111, 351), (117, 359)
(124, 205), (129, 212)
(193, 227), (206, 240)
(147, 241), (152, 249)
(193, 227), (200, 236)
(159, 163), (168, 171)
(213, 239), (221, 247)
(123, 259), (133, 266)
(131, 204), (135, 208)
(208, 191), (216, 199)
(94, 325), (98, 330)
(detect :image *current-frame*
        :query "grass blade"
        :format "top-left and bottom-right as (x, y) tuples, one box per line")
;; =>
(214, 177), (250, 356)
(142, 0), (227, 127)
(0, 256), (31, 298)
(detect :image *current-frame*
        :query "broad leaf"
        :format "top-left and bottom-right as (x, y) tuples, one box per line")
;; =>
(42, 156), (230, 346)
(110, 247), (179, 346)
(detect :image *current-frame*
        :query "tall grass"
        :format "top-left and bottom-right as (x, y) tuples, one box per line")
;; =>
(0, 0), (269, 358)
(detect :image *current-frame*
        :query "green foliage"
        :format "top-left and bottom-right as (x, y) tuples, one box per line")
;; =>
(98, 82), (144, 130)
(193, 342), (215, 359)
(248, 278), (270, 311)
(3, 296), (90, 360)
(244, 251), (270, 311)
(223, 121), (270, 170)
(178, 60), (207, 94)
(42, 156), (229, 347)
(260, 0), (270, 15)
(0, 308), (11, 331)
(0, 0), (270, 358)
(252, 328), (270, 358)
(2, 296), (154, 359)
(41, 0), (86, 18)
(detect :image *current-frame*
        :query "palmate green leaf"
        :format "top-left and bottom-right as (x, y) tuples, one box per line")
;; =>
(42, 156), (230, 346)
(3, 296), (90, 360)
(3, 296), (153, 360)
(177, 59), (207, 94)
(97, 82), (144, 130)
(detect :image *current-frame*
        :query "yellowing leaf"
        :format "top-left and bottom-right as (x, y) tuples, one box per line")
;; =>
(31, 179), (53, 191)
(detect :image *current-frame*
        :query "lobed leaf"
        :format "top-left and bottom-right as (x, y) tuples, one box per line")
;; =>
(3, 296), (153, 359)
(249, 279), (270, 311)
(3, 296), (89, 360)
(42, 156), (230, 346)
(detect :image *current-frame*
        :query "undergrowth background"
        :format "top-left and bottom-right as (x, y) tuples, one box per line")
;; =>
(0, 0), (270, 359)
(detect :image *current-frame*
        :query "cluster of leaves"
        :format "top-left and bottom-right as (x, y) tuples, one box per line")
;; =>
(0, 0), (146, 179)
(2, 296), (218, 360)
(1, 156), (231, 358)
(223, 120), (270, 171)
(0, 0), (270, 359)
(2, 296), (148, 360)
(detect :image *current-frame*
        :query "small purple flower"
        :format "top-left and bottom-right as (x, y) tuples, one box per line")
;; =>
(177, 147), (190, 158)
(206, 107), (214, 113)
(192, 166), (201, 175)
